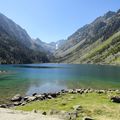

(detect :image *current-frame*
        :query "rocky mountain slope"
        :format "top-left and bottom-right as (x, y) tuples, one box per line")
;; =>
(0, 13), (49, 64)
(55, 10), (120, 65)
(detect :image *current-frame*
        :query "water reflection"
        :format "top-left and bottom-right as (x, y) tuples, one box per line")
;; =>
(0, 63), (120, 103)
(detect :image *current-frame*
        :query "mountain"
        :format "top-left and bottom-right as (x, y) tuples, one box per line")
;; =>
(0, 13), (49, 64)
(34, 38), (56, 53)
(34, 38), (66, 53)
(55, 10), (120, 65)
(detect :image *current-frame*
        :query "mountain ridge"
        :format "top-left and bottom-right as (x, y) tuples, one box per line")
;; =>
(0, 9), (120, 65)
(0, 12), (49, 64)
(55, 9), (120, 65)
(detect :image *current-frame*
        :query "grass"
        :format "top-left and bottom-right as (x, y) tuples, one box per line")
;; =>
(15, 92), (120, 120)
(81, 31), (120, 62)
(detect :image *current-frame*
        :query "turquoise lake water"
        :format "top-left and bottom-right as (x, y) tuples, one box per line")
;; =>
(0, 63), (120, 103)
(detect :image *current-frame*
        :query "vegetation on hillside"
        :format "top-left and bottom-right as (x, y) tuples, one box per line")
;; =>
(55, 10), (120, 65)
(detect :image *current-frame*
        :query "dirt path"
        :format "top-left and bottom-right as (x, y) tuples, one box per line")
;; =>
(0, 108), (63, 120)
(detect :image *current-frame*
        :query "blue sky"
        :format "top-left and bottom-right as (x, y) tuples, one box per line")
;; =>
(0, 0), (120, 43)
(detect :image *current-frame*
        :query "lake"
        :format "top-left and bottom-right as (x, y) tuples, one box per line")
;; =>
(0, 63), (120, 103)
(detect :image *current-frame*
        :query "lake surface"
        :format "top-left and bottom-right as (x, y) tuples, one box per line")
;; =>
(0, 63), (120, 103)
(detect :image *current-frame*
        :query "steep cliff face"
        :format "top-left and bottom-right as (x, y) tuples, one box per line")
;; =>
(0, 13), (49, 64)
(55, 10), (120, 65)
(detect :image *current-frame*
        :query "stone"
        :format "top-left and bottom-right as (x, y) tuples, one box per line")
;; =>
(0, 104), (8, 108)
(97, 90), (106, 94)
(32, 109), (37, 113)
(32, 93), (37, 96)
(47, 95), (53, 99)
(11, 94), (22, 102)
(35, 94), (44, 100)
(21, 102), (27, 106)
(111, 96), (120, 103)
(61, 89), (66, 93)
(42, 111), (47, 115)
(27, 96), (37, 102)
(13, 102), (21, 106)
(49, 93), (58, 98)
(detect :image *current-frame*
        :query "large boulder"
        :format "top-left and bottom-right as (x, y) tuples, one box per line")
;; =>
(111, 96), (120, 103)
(0, 104), (8, 108)
(11, 94), (22, 102)
(13, 102), (22, 106)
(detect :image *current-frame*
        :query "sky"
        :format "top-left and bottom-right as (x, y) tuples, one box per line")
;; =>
(0, 0), (120, 43)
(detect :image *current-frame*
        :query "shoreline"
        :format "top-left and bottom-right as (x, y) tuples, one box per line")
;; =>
(0, 88), (120, 120)
(0, 88), (120, 108)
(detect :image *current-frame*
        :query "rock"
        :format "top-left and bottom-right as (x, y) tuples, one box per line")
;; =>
(21, 102), (27, 106)
(11, 94), (22, 102)
(6, 104), (14, 108)
(42, 111), (47, 115)
(97, 90), (106, 94)
(32, 93), (37, 96)
(32, 109), (37, 113)
(111, 96), (120, 103)
(43, 93), (49, 99)
(0, 104), (8, 108)
(13, 102), (21, 106)
(35, 94), (45, 100)
(83, 117), (94, 120)
(47, 95), (53, 99)
(23, 96), (29, 101)
(72, 105), (82, 111)
(61, 89), (65, 93)
(27, 96), (37, 102)
(49, 93), (58, 98)
(84, 89), (88, 93)
(78, 90), (84, 94)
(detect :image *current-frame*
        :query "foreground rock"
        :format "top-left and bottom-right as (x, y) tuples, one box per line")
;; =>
(111, 96), (120, 103)
(11, 94), (22, 102)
